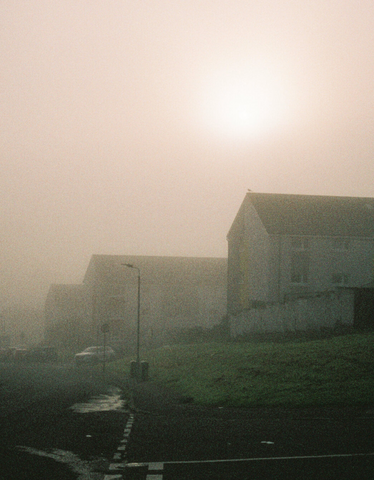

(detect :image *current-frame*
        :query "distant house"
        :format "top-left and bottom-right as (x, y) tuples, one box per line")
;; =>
(227, 192), (374, 321)
(44, 284), (90, 348)
(82, 254), (227, 349)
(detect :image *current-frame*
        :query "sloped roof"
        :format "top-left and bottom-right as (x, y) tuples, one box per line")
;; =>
(83, 254), (227, 287)
(247, 192), (374, 237)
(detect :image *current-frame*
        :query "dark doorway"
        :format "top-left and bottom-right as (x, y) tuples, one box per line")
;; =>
(354, 288), (374, 330)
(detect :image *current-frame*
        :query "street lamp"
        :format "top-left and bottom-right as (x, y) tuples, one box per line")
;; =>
(122, 263), (141, 368)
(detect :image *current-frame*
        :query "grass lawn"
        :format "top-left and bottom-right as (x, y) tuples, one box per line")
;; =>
(107, 332), (374, 408)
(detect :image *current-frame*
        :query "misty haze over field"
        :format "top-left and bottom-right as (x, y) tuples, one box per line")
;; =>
(1, 1), (374, 339)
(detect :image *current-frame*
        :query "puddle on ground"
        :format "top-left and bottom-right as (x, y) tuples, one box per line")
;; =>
(18, 446), (104, 480)
(70, 387), (128, 413)
(17, 388), (128, 477)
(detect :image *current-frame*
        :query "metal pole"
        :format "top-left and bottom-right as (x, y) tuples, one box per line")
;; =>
(122, 263), (141, 378)
(103, 331), (106, 374)
(137, 271), (140, 366)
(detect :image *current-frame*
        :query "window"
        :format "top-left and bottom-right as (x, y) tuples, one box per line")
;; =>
(291, 237), (309, 250)
(331, 273), (350, 286)
(239, 240), (246, 253)
(290, 237), (309, 284)
(332, 238), (350, 251)
(291, 251), (309, 284)
(237, 271), (244, 285)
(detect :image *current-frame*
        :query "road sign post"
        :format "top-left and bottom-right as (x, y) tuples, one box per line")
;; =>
(101, 323), (110, 373)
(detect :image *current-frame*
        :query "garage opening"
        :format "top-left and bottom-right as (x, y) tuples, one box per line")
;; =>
(354, 287), (374, 330)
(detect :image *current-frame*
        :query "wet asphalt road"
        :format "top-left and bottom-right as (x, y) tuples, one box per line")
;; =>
(124, 381), (374, 479)
(0, 362), (129, 479)
(1, 363), (374, 479)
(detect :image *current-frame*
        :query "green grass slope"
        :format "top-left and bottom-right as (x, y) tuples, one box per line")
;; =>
(109, 333), (374, 407)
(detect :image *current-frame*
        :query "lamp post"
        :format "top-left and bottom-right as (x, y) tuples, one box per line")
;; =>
(122, 263), (141, 368)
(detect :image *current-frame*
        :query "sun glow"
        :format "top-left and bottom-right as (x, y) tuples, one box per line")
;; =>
(199, 65), (293, 141)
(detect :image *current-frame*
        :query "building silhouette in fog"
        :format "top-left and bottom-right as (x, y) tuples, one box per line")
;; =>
(45, 254), (227, 350)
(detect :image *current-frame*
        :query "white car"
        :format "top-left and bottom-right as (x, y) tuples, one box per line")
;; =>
(75, 346), (116, 366)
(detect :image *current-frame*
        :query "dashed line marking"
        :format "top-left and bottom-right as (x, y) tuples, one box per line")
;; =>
(109, 463), (126, 470)
(106, 413), (135, 476)
(146, 462), (164, 479)
(148, 462), (164, 470)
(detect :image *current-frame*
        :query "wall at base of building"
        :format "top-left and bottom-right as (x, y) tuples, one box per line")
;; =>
(229, 290), (354, 337)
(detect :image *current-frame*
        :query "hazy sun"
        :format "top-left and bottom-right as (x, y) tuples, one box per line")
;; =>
(199, 66), (292, 141)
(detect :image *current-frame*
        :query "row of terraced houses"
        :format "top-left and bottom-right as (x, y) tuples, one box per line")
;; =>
(45, 192), (374, 351)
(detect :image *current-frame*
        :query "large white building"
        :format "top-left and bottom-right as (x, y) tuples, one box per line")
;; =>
(227, 192), (374, 318)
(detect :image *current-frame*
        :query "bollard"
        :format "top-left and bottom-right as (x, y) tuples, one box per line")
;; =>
(130, 360), (138, 379)
(140, 361), (149, 382)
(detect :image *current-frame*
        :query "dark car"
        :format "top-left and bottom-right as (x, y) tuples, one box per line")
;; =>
(26, 346), (58, 363)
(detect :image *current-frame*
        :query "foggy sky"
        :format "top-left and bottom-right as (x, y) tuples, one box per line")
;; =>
(1, 1), (374, 308)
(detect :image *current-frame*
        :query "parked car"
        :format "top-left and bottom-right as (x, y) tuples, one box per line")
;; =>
(11, 346), (28, 362)
(75, 346), (116, 366)
(26, 346), (58, 363)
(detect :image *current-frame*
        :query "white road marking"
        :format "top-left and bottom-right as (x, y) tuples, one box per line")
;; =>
(154, 451), (374, 465)
(104, 412), (136, 479)
(18, 446), (103, 477)
(148, 462), (164, 470)
(146, 475), (163, 480)
(106, 412), (135, 476)
(124, 451), (374, 470)
(109, 463), (126, 470)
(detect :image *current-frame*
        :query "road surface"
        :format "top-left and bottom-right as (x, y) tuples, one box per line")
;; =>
(0, 362), (129, 479)
(122, 381), (374, 479)
(1, 363), (374, 479)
